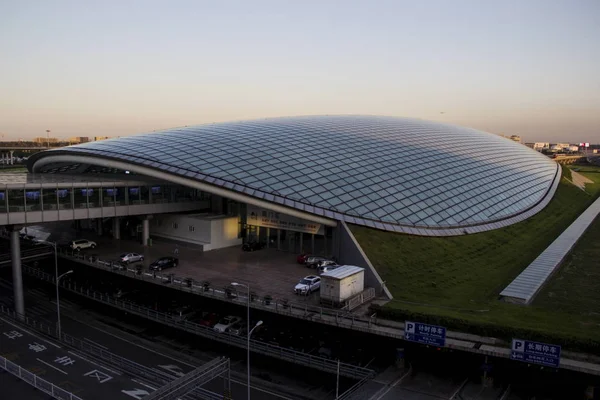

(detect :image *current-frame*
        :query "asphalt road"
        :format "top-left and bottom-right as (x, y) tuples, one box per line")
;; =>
(0, 278), (308, 400)
(0, 318), (146, 400)
(1, 369), (50, 400)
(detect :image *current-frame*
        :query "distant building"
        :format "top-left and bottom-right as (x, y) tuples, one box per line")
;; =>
(533, 142), (550, 152)
(33, 137), (59, 144)
(509, 135), (522, 144)
(94, 136), (111, 141)
(69, 136), (90, 144)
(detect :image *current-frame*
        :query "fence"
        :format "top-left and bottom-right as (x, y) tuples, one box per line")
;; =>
(0, 355), (84, 400)
(57, 248), (399, 339)
(22, 264), (375, 380)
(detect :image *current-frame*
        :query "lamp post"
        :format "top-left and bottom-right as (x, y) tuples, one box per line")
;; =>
(231, 282), (262, 400)
(56, 269), (73, 338)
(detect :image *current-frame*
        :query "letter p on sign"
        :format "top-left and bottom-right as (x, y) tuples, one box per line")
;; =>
(512, 339), (524, 352)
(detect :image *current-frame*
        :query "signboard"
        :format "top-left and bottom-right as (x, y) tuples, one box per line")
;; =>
(579, 142), (590, 148)
(404, 321), (446, 347)
(510, 339), (561, 368)
(246, 205), (323, 235)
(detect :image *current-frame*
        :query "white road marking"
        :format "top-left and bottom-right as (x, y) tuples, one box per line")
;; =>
(84, 337), (108, 349)
(67, 351), (122, 375)
(229, 377), (296, 400)
(0, 317), (61, 348)
(36, 358), (68, 375)
(131, 378), (156, 391)
(87, 323), (198, 368)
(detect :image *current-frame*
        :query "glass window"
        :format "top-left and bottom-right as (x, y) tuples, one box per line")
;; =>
(43, 189), (57, 210)
(128, 187), (141, 205)
(8, 189), (24, 212)
(103, 187), (117, 206)
(25, 190), (42, 211)
(74, 188), (90, 209)
(0, 190), (6, 213)
(57, 188), (72, 210)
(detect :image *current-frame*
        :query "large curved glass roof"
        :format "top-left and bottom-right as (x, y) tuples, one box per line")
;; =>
(28, 115), (559, 234)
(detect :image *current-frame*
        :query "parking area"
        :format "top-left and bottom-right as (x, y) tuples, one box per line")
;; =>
(28, 222), (326, 304)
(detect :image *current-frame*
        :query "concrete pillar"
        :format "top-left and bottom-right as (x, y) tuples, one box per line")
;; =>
(299, 233), (303, 253)
(112, 217), (121, 239)
(97, 219), (103, 236)
(10, 227), (24, 317)
(142, 216), (150, 246)
(332, 227), (339, 261)
(311, 234), (315, 254)
(324, 233), (328, 257)
(277, 229), (281, 250)
(266, 228), (270, 248)
(10, 150), (14, 165)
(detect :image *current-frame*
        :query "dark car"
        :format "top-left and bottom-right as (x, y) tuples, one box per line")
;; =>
(305, 256), (330, 268)
(242, 241), (266, 252)
(149, 256), (178, 271)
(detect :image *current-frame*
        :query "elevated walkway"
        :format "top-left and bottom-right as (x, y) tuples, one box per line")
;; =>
(500, 195), (600, 304)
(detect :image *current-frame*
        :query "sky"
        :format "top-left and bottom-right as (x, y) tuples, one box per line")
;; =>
(1, 0), (599, 143)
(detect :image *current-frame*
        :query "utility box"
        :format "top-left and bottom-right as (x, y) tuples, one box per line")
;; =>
(320, 265), (365, 306)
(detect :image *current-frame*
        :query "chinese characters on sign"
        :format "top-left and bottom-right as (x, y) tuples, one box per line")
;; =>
(55, 356), (76, 366)
(404, 321), (446, 347)
(247, 205), (323, 235)
(510, 339), (561, 368)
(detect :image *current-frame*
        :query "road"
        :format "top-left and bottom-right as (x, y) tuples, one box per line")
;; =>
(0, 277), (322, 400)
(0, 317), (149, 400)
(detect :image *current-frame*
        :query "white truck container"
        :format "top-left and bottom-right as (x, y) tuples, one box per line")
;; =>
(320, 265), (365, 305)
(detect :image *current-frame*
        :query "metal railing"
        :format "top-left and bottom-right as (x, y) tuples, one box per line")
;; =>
(22, 264), (375, 380)
(0, 355), (84, 400)
(56, 248), (400, 339)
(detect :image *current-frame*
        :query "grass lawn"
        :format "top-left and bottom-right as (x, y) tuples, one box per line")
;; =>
(351, 164), (600, 350)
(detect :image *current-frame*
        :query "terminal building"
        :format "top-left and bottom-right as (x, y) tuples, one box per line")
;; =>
(1, 115), (560, 316)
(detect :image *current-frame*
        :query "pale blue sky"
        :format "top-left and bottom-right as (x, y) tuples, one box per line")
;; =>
(1, 0), (599, 142)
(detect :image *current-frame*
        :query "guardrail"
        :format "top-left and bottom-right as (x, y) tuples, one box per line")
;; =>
(0, 304), (228, 400)
(0, 355), (84, 400)
(57, 248), (395, 339)
(22, 264), (375, 380)
(0, 245), (53, 266)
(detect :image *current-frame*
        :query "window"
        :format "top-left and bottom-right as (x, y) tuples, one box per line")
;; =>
(189, 225), (195, 232)
(172, 222), (178, 229)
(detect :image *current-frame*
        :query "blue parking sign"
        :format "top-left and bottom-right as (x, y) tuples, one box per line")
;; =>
(404, 321), (446, 347)
(511, 339), (561, 368)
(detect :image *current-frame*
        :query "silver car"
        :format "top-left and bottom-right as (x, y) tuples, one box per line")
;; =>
(119, 252), (144, 264)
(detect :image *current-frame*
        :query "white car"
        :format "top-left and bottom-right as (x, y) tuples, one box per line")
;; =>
(119, 252), (144, 264)
(70, 239), (97, 251)
(294, 275), (321, 295)
(213, 316), (242, 333)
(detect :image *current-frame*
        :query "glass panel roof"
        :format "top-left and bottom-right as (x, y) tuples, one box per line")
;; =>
(29, 115), (559, 233)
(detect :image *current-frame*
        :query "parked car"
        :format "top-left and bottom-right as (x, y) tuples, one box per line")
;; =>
(305, 256), (330, 268)
(297, 253), (310, 264)
(119, 252), (144, 264)
(294, 275), (321, 295)
(226, 321), (247, 336)
(149, 256), (178, 271)
(317, 263), (339, 275)
(242, 241), (266, 252)
(70, 239), (97, 251)
(197, 312), (219, 327)
(214, 316), (242, 333)
(172, 305), (195, 322)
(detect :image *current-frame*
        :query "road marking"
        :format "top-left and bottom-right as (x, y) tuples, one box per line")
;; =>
(87, 323), (198, 368)
(0, 317), (61, 348)
(131, 378), (156, 391)
(67, 351), (122, 375)
(229, 377), (296, 400)
(83, 337), (108, 349)
(36, 358), (68, 375)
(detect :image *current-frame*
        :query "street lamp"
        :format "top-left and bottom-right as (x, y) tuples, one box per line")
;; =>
(37, 239), (72, 338)
(56, 270), (73, 337)
(231, 282), (262, 400)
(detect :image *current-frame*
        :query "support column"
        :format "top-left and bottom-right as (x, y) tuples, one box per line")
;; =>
(311, 234), (315, 254)
(112, 217), (121, 239)
(332, 226), (339, 261)
(266, 228), (270, 248)
(97, 219), (103, 236)
(10, 150), (14, 165)
(142, 216), (151, 246)
(277, 229), (281, 250)
(299, 233), (303, 254)
(10, 227), (24, 317)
